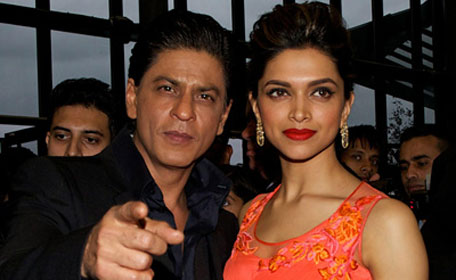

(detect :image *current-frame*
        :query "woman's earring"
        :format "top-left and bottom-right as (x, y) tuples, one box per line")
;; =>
(256, 120), (265, 147)
(340, 122), (349, 149)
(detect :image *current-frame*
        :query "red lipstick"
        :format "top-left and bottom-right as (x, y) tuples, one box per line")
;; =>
(283, 128), (316, 141)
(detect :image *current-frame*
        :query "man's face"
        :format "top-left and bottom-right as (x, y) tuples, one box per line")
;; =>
(126, 49), (231, 171)
(399, 135), (442, 196)
(340, 138), (379, 181)
(46, 105), (111, 156)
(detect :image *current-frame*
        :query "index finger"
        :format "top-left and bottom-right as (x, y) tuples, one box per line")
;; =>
(115, 201), (149, 225)
(143, 219), (184, 245)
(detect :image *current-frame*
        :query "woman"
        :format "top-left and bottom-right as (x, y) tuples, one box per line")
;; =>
(223, 2), (428, 279)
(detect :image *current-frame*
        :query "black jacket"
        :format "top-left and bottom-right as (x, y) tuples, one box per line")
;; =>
(0, 127), (238, 280)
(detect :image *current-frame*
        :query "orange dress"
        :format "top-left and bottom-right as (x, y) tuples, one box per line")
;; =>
(223, 182), (387, 280)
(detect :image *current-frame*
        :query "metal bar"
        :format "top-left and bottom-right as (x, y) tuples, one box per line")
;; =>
(231, 0), (245, 41)
(329, 0), (342, 14)
(371, 0), (388, 161)
(173, 0), (187, 11)
(410, 0), (424, 126)
(139, 0), (168, 24)
(0, 115), (47, 126)
(35, 0), (51, 155)
(109, 0), (126, 124)
(0, 3), (132, 39)
(396, 44), (433, 62)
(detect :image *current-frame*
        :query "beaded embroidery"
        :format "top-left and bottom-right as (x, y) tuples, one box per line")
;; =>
(233, 185), (383, 279)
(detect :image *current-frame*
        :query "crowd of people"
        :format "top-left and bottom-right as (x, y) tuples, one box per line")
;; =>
(0, 2), (454, 279)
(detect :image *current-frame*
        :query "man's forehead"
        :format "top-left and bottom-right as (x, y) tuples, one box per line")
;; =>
(144, 49), (227, 95)
(400, 135), (440, 158)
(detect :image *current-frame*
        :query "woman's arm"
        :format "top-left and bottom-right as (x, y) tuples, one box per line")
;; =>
(362, 198), (428, 280)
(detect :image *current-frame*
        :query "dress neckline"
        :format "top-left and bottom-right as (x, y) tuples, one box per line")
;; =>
(253, 181), (365, 246)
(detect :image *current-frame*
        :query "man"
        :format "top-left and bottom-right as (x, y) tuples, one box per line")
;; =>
(46, 78), (116, 156)
(0, 9), (236, 280)
(399, 125), (448, 197)
(337, 125), (381, 182)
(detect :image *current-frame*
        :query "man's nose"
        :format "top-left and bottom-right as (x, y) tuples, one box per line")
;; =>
(171, 92), (196, 121)
(406, 165), (418, 180)
(65, 139), (82, 157)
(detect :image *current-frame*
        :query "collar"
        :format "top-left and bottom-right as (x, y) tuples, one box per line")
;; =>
(110, 126), (232, 228)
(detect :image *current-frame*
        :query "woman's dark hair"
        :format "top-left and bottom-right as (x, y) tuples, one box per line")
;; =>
(249, 1), (354, 99)
(128, 9), (234, 104)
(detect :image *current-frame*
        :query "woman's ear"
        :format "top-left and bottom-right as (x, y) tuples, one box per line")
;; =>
(340, 91), (355, 127)
(248, 92), (261, 122)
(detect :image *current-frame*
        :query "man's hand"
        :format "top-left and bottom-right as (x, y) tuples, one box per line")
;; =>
(81, 201), (184, 280)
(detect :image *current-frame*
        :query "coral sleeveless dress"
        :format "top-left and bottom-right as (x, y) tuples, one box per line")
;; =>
(223, 182), (387, 280)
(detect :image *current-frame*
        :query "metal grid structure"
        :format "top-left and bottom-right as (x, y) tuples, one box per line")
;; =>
(0, 0), (455, 155)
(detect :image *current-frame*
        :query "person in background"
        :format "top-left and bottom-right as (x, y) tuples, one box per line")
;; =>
(46, 78), (118, 157)
(399, 124), (449, 223)
(421, 144), (456, 279)
(336, 125), (381, 182)
(0, 9), (237, 280)
(223, 2), (427, 279)
(220, 165), (259, 218)
(241, 108), (281, 192)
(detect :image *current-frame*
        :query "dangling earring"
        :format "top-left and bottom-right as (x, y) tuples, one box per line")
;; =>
(256, 119), (265, 147)
(340, 122), (349, 149)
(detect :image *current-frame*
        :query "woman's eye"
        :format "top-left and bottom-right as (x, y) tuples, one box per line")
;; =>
(266, 88), (288, 97)
(312, 87), (334, 98)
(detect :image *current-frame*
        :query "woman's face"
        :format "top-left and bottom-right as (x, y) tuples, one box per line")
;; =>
(251, 48), (353, 162)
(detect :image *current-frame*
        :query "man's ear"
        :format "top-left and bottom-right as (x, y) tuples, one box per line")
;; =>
(45, 131), (50, 145)
(340, 91), (355, 127)
(216, 99), (233, 135)
(126, 78), (138, 120)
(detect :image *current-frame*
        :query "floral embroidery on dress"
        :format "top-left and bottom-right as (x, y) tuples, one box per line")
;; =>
(233, 191), (382, 279)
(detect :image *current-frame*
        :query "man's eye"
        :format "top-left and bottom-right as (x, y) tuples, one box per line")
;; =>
(223, 200), (230, 207)
(352, 154), (362, 161)
(371, 159), (379, 166)
(266, 88), (288, 97)
(199, 93), (214, 101)
(417, 161), (429, 168)
(399, 164), (408, 171)
(54, 134), (68, 140)
(158, 85), (173, 92)
(311, 87), (334, 98)
(85, 137), (99, 144)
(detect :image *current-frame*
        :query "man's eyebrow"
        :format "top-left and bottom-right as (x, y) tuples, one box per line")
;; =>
(411, 155), (430, 161)
(83, 130), (104, 136)
(153, 75), (179, 86)
(51, 126), (71, 133)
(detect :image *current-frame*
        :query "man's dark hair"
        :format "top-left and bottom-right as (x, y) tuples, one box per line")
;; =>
(128, 9), (234, 105)
(400, 124), (449, 152)
(336, 125), (381, 159)
(48, 78), (118, 136)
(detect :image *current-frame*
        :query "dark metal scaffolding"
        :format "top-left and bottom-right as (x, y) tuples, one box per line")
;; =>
(0, 0), (454, 154)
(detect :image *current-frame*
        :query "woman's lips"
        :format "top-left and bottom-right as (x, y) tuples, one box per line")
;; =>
(283, 128), (316, 141)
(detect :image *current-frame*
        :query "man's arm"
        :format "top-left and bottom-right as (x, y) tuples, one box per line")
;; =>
(0, 158), (184, 280)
